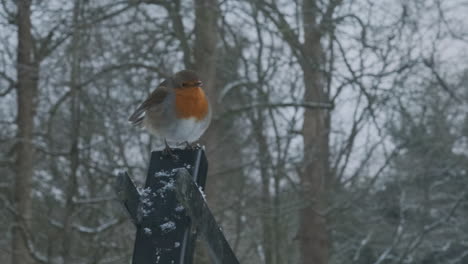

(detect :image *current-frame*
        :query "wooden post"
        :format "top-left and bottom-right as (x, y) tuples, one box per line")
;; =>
(116, 148), (207, 264)
(115, 147), (239, 264)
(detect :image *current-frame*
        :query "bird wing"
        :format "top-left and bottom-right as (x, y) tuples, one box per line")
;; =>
(128, 81), (169, 125)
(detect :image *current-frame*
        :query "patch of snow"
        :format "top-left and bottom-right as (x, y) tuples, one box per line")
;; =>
(156, 178), (175, 198)
(141, 197), (153, 206)
(143, 227), (152, 235)
(139, 187), (154, 217)
(198, 186), (206, 201)
(138, 187), (152, 196)
(139, 206), (152, 217)
(175, 205), (185, 212)
(155, 170), (171, 177)
(160, 221), (176, 233)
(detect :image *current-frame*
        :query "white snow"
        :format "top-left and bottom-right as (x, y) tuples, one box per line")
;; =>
(175, 205), (185, 212)
(138, 187), (152, 196)
(156, 178), (175, 198)
(139, 187), (154, 216)
(198, 186), (206, 201)
(143, 227), (152, 235)
(155, 170), (171, 177)
(160, 221), (176, 232)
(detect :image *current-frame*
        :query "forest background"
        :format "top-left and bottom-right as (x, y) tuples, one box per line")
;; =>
(1, 0), (468, 263)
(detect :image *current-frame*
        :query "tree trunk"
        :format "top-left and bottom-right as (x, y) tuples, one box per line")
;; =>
(192, 1), (221, 262)
(252, 113), (274, 264)
(61, 0), (83, 262)
(12, 1), (38, 263)
(193, 0), (220, 204)
(299, 0), (330, 263)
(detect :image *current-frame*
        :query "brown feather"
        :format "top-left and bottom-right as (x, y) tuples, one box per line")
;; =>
(128, 82), (169, 125)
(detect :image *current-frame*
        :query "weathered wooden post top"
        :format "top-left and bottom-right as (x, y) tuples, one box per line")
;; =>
(115, 147), (240, 264)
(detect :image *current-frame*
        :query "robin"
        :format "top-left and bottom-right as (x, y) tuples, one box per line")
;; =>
(128, 70), (211, 154)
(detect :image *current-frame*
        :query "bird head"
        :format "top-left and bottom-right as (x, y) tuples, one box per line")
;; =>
(173, 70), (203, 89)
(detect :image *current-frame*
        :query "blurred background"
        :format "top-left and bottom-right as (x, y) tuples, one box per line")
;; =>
(1, 0), (468, 263)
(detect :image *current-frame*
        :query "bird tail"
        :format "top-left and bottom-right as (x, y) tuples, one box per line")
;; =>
(130, 116), (144, 126)
(128, 107), (145, 126)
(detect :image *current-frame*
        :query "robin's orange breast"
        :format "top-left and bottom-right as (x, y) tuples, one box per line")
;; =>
(174, 87), (209, 120)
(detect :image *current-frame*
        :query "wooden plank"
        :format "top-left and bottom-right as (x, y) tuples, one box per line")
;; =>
(131, 147), (208, 264)
(174, 170), (240, 264)
(115, 171), (140, 225)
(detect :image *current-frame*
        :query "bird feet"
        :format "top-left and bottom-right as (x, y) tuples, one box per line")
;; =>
(184, 141), (194, 150)
(163, 139), (178, 160)
(179, 141), (200, 150)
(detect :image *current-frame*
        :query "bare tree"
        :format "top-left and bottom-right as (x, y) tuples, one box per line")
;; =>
(61, 0), (83, 262)
(256, 1), (342, 262)
(193, 0), (222, 205)
(12, 1), (38, 263)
